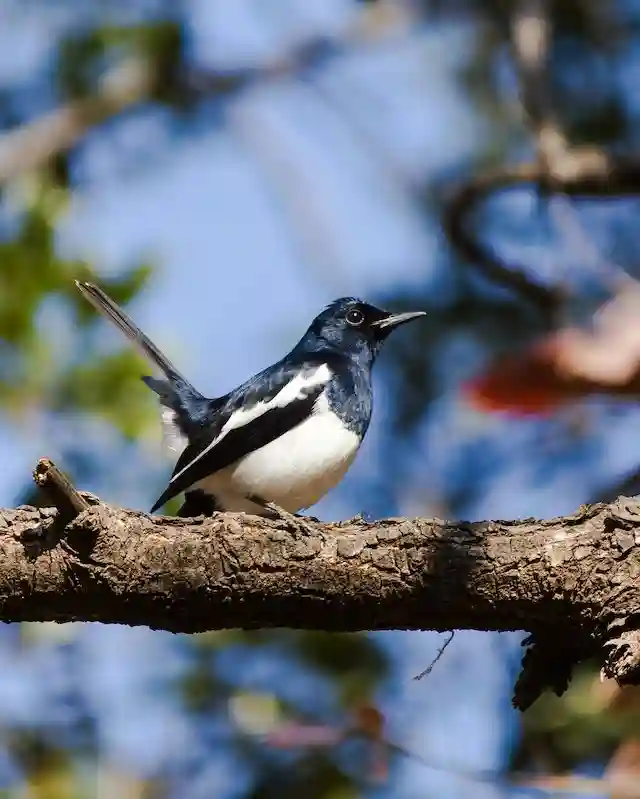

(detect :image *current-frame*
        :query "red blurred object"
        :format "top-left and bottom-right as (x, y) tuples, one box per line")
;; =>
(353, 705), (388, 783)
(465, 281), (640, 416)
(265, 722), (342, 749)
(264, 704), (391, 784)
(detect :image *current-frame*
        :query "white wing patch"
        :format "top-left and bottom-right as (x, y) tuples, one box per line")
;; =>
(160, 407), (189, 457)
(169, 363), (331, 485)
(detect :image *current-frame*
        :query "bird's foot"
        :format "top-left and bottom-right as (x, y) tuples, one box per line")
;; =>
(247, 495), (317, 538)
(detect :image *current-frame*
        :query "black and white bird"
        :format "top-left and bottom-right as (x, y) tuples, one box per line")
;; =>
(75, 281), (425, 518)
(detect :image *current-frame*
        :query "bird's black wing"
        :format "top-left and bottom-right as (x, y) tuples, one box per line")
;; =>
(149, 359), (331, 513)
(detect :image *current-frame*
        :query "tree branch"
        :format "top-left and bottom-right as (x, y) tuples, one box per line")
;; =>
(6, 462), (640, 710)
(443, 154), (640, 316)
(443, 163), (565, 318)
(0, 57), (157, 184)
(443, 0), (640, 317)
(510, 0), (566, 181)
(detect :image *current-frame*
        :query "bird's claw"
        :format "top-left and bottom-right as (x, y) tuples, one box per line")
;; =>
(248, 495), (317, 537)
(265, 502), (318, 538)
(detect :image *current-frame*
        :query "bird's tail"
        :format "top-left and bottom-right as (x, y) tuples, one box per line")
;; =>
(75, 281), (210, 451)
(75, 281), (191, 387)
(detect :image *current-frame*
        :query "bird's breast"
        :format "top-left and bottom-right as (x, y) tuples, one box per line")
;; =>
(195, 396), (361, 513)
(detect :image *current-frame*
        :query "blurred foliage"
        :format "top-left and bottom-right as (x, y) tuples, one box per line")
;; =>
(512, 662), (640, 775)
(57, 20), (187, 106)
(0, 176), (155, 437)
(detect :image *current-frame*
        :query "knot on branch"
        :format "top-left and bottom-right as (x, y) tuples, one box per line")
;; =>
(23, 458), (100, 558)
(33, 458), (91, 523)
(601, 624), (640, 685)
(6, 506), (61, 560)
(512, 631), (593, 711)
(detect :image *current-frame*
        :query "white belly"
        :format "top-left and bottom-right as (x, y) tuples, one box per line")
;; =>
(194, 406), (360, 513)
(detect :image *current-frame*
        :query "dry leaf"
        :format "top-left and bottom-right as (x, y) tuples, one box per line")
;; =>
(465, 280), (640, 416)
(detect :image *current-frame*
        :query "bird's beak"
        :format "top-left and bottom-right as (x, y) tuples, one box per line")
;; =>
(373, 310), (426, 330)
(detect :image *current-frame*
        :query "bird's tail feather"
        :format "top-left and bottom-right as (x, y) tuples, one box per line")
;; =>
(75, 281), (213, 451)
(75, 281), (192, 389)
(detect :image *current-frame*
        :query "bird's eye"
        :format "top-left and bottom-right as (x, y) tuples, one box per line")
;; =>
(346, 308), (365, 326)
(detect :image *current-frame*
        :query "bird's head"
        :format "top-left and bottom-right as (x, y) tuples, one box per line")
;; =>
(300, 298), (426, 362)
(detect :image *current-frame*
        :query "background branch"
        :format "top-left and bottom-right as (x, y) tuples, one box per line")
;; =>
(510, 0), (566, 179)
(0, 7), (416, 187)
(0, 57), (157, 184)
(443, 0), (640, 317)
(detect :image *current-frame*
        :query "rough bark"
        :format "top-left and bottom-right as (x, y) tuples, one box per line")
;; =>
(4, 465), (640, 710)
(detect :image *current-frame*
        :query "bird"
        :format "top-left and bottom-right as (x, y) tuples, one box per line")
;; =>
(75, 281), (425, 519)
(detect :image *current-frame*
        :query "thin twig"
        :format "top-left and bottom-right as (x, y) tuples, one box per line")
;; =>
(413, 631), (455, 680)
(33, 458), (89, 523)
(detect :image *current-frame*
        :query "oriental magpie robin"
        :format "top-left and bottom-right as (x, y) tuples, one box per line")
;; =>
(75, 281), (425, 518)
